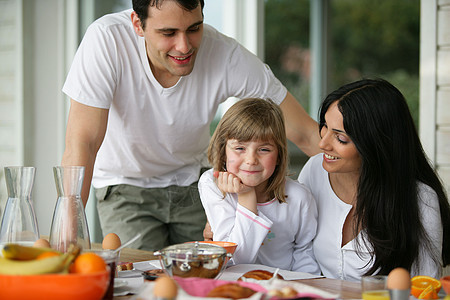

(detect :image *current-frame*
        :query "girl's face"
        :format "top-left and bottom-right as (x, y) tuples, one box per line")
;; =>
(319, 102), (362, 175)
(225, 139), (278, 188)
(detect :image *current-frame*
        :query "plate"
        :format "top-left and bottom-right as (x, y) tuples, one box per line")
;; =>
(117, 260), (162, 278)
(114, 279), (128, 289)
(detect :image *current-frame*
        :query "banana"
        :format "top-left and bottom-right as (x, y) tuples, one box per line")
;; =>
(0, 244), (80, 275)
(1, 243), (60, 260)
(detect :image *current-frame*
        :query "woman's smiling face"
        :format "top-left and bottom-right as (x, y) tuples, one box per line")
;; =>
(319, 102), (362, 175)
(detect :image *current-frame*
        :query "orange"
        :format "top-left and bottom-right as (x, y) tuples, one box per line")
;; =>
(36, 251), (60, 260)
(70, 253), (107, 274)
(411, 276), (441, 298)
(418, 284), (439, 299)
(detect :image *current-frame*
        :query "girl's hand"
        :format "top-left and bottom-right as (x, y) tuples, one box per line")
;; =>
(215, 171), (252, 194)
(214, 171), (257, 214)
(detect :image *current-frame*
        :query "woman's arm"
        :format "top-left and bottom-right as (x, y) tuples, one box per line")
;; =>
(413, 183), (443, 278)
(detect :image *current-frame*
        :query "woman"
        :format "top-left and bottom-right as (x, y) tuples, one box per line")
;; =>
(299, 78), (450, 281)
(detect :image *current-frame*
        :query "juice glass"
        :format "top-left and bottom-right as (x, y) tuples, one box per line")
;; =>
(362, 275), (389, 300)
(88, 249), (119, 300)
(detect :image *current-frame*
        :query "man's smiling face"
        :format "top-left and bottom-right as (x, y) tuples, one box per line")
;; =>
(132, 0), (204, 85)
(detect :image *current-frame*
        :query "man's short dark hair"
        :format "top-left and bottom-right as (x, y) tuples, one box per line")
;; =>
(132, 0), (205, 29)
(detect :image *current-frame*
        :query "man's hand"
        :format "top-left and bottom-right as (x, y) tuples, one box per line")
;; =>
(203, 221), (213, 241)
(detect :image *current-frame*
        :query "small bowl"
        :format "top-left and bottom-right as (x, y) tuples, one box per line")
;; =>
(441, 276), (450, 295)
(0, 270), (109, 300)
(195, 241), (237, 255)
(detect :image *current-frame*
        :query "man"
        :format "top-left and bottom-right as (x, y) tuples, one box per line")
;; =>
(62, 0), (320, 251)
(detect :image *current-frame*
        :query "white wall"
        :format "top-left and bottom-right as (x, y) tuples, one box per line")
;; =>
(420, 0), (450, 277)
(0, 0), (76, 237)
(0, 0), (23, 207)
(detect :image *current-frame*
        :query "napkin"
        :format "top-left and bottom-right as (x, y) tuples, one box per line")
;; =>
(114, 277), (144, 297)
(114, 260), (161, 296)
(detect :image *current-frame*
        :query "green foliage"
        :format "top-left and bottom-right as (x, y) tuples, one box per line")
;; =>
(265, 0), (310, 64)
(264, 0), (420, 125)
(383, 71), (419, 128)
(265, 0), (311, 112)
(329, 0), (420, 87)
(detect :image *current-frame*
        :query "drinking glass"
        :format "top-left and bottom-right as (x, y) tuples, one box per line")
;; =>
(362, 275), (389, 300)
(88, 249), (119, 300)
(0, 166), (39, 246)
(49, 166), (90, 252)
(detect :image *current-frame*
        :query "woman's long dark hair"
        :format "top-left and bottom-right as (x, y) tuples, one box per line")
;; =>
(319, 78), (450, 275)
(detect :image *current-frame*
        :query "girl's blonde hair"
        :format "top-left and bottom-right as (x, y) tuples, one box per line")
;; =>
(208, 98), (288, 203)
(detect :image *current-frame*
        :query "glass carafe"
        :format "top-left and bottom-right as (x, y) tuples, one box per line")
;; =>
(0, 166), (39, 246)
(49, 166), (90, 252)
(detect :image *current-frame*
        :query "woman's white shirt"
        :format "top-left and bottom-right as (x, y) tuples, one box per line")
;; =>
(298, 154), (443, 281)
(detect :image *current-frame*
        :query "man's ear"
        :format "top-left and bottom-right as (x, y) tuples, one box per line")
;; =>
(131, 11), (144, 37)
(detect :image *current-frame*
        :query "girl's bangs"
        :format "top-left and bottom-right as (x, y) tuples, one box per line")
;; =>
(227, 118), (275, 142)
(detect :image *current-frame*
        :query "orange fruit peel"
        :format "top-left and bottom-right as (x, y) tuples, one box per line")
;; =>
(36, 251), (61, 260)
(418, 284), (439, 299)
(411, 276), (441, 298)
(70, 252), (107, 274)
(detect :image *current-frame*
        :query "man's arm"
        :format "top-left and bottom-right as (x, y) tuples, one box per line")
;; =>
(61, 99), (109, 206)
(280, 91), (321, 157)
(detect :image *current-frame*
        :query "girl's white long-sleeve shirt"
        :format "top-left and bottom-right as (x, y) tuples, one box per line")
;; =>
(198, 168), (321, 274)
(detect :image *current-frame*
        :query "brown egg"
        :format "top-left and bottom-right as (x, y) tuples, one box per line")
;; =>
(33, 238), (51, 248)
(102, 233), (121, 250)
(387, 267), (411, 290)
(153, 276), (178, 299)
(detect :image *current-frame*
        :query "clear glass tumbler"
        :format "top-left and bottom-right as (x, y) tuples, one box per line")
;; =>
(88, 249), (120, 300)
(0, 166), (39, 246)
(362, 275), (389, 300)
(49, 166), (91, 252)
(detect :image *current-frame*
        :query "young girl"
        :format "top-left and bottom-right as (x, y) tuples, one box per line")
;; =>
(198, 98), (320, 274)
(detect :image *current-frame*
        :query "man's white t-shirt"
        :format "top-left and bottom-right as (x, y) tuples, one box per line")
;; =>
(62, 9), (287, 189)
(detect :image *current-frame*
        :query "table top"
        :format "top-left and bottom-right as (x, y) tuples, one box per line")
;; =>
(114, 247), (362, 299)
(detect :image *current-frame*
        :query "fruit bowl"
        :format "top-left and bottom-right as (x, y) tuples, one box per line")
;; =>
(196, 241), (238, 255)
(441, 276), (450, 295)
(0, 270), (109, 300)
(186, 241), (238, 255)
